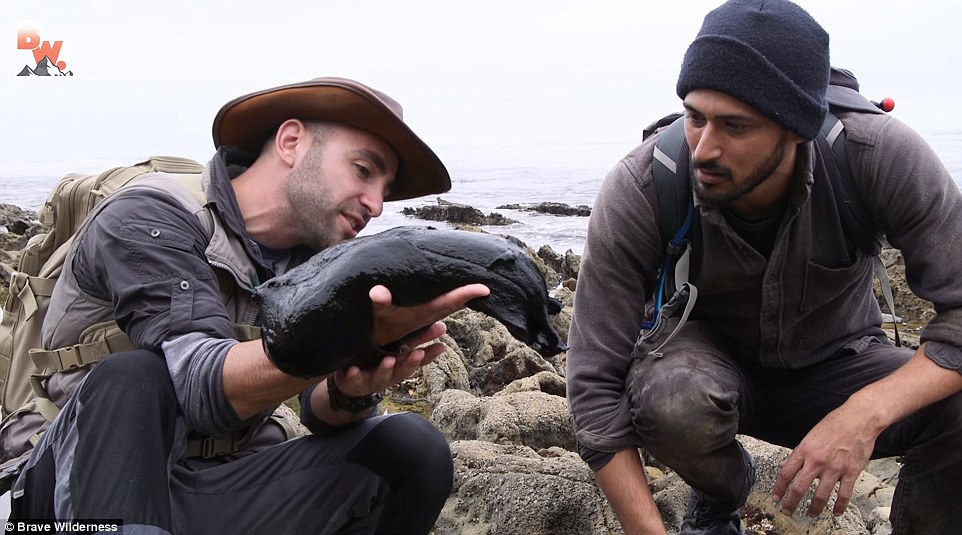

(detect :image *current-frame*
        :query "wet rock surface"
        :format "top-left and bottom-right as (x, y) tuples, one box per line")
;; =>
(401, 198), (517, 226)
(495, 201), (592, 217)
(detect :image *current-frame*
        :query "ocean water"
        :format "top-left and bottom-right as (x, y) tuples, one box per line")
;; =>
(2, 129), (961, 256)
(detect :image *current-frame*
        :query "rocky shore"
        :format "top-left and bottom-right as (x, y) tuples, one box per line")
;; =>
(0, 201), (933, 535)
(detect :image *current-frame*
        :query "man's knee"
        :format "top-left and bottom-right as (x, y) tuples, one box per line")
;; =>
(629, 361), (739, 457)
(381, 412), (452, 476)
(78, 350), (177, 422)
(350, 413), (453, 494)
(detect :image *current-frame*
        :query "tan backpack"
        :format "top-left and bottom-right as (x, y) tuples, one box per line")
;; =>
(0, 157), (295, 493)
(0, 156), (208, 420)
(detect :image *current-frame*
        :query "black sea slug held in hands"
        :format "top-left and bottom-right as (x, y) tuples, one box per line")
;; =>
(254, 226), (567, 378)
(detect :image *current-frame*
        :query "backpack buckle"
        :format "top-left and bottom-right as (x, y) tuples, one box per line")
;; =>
(56, 346), (83, 370)
(190, 433), (242, 459)
(200, 437), (218, 458)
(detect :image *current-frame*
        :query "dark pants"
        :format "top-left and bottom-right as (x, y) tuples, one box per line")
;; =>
(627, 321), (962, 535)
(11, 350), (453, 534)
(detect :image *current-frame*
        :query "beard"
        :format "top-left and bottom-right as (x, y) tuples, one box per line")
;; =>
(690, 132), (789, 210)
(285, 146), (352, 251)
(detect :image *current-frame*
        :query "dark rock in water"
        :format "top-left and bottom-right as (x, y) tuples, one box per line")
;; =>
(255, 226), (567, 378)
(6, 221), (30, 235)
(401, 199), (517, 226)
(496, 202), (591, 217)
(0, 204), (41, 235)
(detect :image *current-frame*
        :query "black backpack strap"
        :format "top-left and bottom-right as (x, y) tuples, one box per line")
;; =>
(817, 112), (883, 257)
(817, 110), (899, 346)
(650, 115), (692, 249)
(638, 115), (696, 336)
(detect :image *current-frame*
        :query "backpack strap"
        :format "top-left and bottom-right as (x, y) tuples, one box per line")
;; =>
(23, 174), (211, 382)
(817, 112), (900, 346)
(650, 116), (692, 250)
(633, 116), (700, 358)
(650, 116), (696, 306)
(28, 323), (135, 374)
(817, 113), (883, 257)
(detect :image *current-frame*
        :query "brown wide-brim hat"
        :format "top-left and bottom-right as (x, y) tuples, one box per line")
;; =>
(212, 77), (450, 202)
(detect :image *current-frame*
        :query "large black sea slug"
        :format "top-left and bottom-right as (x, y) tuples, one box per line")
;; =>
(255, 226), (567, 378)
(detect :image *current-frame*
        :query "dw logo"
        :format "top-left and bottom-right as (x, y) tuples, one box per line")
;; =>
(17, 22), (73, 76)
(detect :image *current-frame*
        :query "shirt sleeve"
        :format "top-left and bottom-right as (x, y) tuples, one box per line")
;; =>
(578, 442), (616, 472)
(161, 332), (266, 436)
(71, 188), (235, 348)
(845, 113), (962, 371)
(565, 140), (665, 454)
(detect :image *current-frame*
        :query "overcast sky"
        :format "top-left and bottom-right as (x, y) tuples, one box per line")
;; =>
(3, 0), (961, 175)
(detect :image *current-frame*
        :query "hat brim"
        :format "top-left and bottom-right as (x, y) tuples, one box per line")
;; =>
(826, 85), (883, 115)
(212, 77), (450, 202)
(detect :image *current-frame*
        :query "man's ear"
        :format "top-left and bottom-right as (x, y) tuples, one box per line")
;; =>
(273, 119), (308, 169)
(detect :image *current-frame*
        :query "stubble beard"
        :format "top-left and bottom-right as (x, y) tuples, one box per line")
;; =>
(286, 145), (343, 251)
(690, 133), (788, 210)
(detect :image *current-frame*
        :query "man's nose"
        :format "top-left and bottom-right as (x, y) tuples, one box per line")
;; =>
(690, 124), (723, 163)
(361, 185), (384, 219)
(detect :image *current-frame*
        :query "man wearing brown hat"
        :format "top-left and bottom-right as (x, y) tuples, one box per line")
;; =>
(566, 1), (962, 534)
(6, 77), (487, 533)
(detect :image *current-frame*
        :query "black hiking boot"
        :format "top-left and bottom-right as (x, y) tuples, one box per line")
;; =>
(679, 451), (757, 535)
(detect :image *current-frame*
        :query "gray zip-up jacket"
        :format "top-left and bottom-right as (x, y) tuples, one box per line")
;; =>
(567, 111), (962, 455)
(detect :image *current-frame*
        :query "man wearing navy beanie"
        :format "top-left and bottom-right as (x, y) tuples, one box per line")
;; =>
(676, 0), (830, 141)
(567, 0), (962, 534)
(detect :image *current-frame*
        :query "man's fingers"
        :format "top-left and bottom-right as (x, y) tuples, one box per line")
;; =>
(419, 341), (449, 365)
(778, 481), (802, 516)
(413, 284), (489, 334)
(369, 284), (393, 306)
(806, 477), (834, 517)
(429, 283), (490, 319)
(772, 454), (803, 503)
(406, 322), (446, 346)
(392, 347), (426, 378)
(832, 476), (857, 516)
(370, 283), (490, 312)
(774, 455), (812, 516)
(804, 472), (855, 517)
(369, 283), (488, 343)
(775, 462), (852, 519)
(447, 283), (491, 302)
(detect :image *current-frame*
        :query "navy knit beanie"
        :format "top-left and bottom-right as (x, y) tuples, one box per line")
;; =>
(676, 0), (831, 140)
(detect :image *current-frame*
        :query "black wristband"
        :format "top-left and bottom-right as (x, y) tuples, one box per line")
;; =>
(326, 376), (383, 413)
